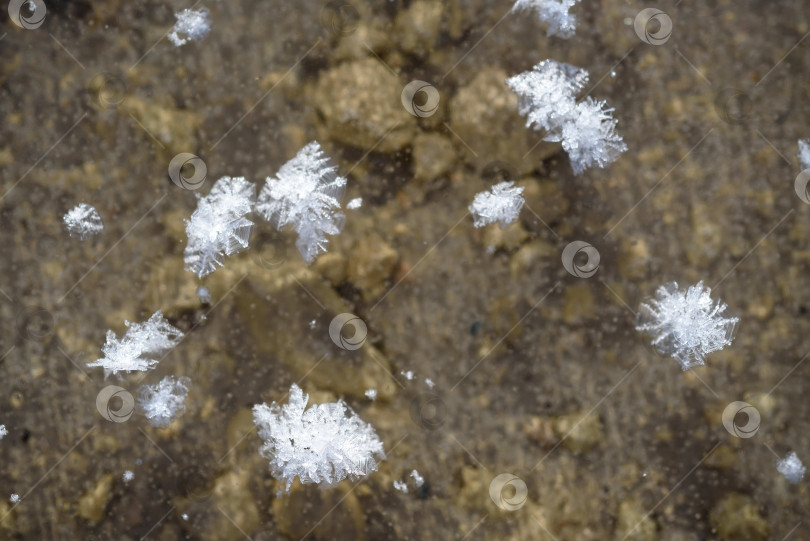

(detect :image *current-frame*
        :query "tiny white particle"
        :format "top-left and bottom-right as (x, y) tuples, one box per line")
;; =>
(400, 370), (415, 381)
(123, 470), (134, 483)
(309, 319), (317, 329)
(410, 469), (424, 488)
(0, 424), (7, 440)
(364, 389), (377, 401)
(347, 197), (363, 210)
(393, 480), (408, 493)
(424, 378), (435, 389)
(197, 287), (211, 304)
(182, 513), (189, 521)
(10, 494), (20, 504)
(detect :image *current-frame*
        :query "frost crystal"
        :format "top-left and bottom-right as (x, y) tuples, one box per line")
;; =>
(0, 425), (6, 440)
(184, 176), (255, 279)
(777, 451), (806, 484)
(252, 383), (385, 492)
(168, 8), (211, 47)
(137, 376), (191, 428)
(507, 60), (626, 175)
(393, 480), (408, 493)
(347, 197), (363, 210)
(635, 282), (738, 370)
(410, 469), (424, 487)
(63, 203), (103, 240)
(9, 494), (19, 504)
(798, 139), (810, 171)
(513, 0), (580, 38)
(123, 470), (134, 483)
(469, 182), (525, 228)
(256, 142), (347, 265)
(364, 388), (378, 401)
(87, 311), (184, 378)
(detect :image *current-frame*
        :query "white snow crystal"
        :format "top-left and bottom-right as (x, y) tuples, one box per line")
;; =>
(347, 197), (363, 210)
(63, 203), (103, 240)
(9, 494), (19, 504)
(777, 452), (806, 484)
(252, 383), (385, 492)
(401, 370), (415, 381)
(184, 176), (255, 278)
(560, 97), (628, 175)
(469, 182), (525, 228)
(137, 375), (191, 428)
(0, 425), (6, 440)
(87, 311), (184, 379)
(168, 8), (211, 47)
(393, 480), (408, 493)
(425, 378), (435, 388)
(365, 388), (378, 401)
(798, 139), (810, 171)
(123, 470), (134, 483)
(255, 142), (347, 265)
(512, 0), (581, 38)
(636, 282), (738, 370)
(410, 469), (424, 488)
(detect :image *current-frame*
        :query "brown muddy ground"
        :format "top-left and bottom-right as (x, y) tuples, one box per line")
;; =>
(0, 0), (809, 539)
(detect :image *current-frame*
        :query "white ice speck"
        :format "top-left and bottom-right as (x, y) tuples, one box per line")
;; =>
(393, 480), (408, 493)
(197, 287), (211, 304)
(424, 378), (435, 389)
(469, 181), (525, 228)
(0, 425), (6, 440)
(63, 203), (103, 240)
(401, 370), (415, 381)
(181, 513), (189, 521)
(347, 197), (363, 210)
(123, 470), (134, 483)
(635, 281), (738, 370)
(798, 139), (810, 171)
(9, 494), (19, 504)
(365, 389), (378, 401)
(410, 469), (424, 488)
(168, 8), (211, 47)
(137, 376), (191, 428)
(777, 451), (806, 484)
(512, 0), (581, 39)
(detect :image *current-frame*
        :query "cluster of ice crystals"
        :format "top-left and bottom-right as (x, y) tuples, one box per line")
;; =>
(184, 176), (255, 278)
(798, 139), (810, 170)
(469, 181), (525, 228)
(168, 8), (211, 47)
(63, 203), (103, 240)
(513, 0), (581, 38)
(777, 451), (806, 484)
(255, 142), (347, 265)
(137, 376), (191, 428)
(87, 311), (184, 379)
(506, 60), (626, 174)
(252, 383), (385, 492)
(635, 282), (738, 370)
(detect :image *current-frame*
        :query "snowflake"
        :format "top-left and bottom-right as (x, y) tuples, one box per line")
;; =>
(469, 181), (525, 228)
(137, 376), (191, 428)
(63, 203), (103, 240)
(777, 451), (806, 484)
(560, 98), (628, 175)
(87, 311), (184, 379)
(252, 383), (385, 492)
(255, 142), (347, 265)
(168, 8), (211, 47)
(798, 139), (810, 171)
(512, 0), (581, 38)
(635, 282), (739, 370)
(184, 176), (255, 278)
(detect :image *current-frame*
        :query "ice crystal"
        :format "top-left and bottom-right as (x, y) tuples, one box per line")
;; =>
(123, 470), (134, 483)
(252, 383), (385, 492)
(469, 181), (525, 228)
(636, 282), (738, 370)
(9, 494), (19, 504)
(365, 388), (378, 401)
(347, 197), (363, 210)
(513, 0), (580, 38)
(63, 203), (103, 240)
(507, 60), (626, 174)
(393, 480), (408, 493)
(255, 142), (347, 265)
(0, 425), (6, 440)
(410, 469), (424, 487)
(137, 375), (191, 428)
(777, 451), (806, 484)
(184, 176), (255, 278)
(798, 139), (810, 170)
(168, 8), (211, 47)
(87, 311), (184, 378)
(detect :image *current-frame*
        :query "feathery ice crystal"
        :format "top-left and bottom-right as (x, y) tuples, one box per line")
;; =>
(137, 376), (191, 428)
(507, 60), (626, 174)
(255, 142), (347, 265)
(469, 181), (525, 228)
(636, 281), (738, 370)
(168, 8), (211, 47)
(798, 139), (810, 171)
(252, 383), (385, 492)
(184, 176), (255, 279)
(87, 311), (183, 379)
(63, 203), (103, 240)
(513, 0), (581, 38)
(777, 451), (806, 484)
